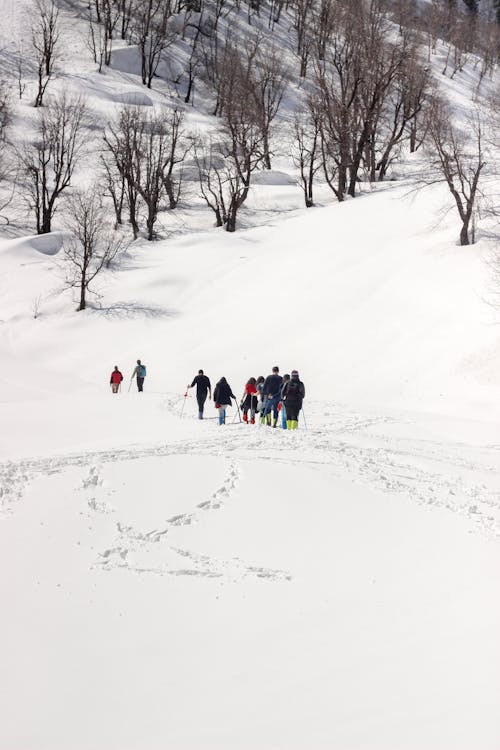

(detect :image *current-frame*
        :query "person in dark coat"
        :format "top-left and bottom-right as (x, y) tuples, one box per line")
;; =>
(262, 366), (283, 427)
(281, 370), (305, 429)
(188, 369), (211, 419)
(280, 373), (290, 428)
(213, 377), (236, 425)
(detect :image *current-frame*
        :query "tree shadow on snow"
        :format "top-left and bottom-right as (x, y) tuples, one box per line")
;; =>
(91, 301), (179, 320)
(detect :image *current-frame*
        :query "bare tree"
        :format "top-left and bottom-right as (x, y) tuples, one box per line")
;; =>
(103, 106), (188, 240)
(103, 106), (142, 238)
(221, 86), (265, 231)
(101, 151), (126, 229)
(131, 0), (175, 88)
(31, 0), (60, 107)
(0, 83), (15, 223)
(19, 93), (87, 234)
(427, 99), (486, 245)
(314, 6), (364, 202)
(63, 188), (125, 311)
(194, 136), (230, 227)
(372, 53), (431, 180)
(291, 104), (321, 207)
(133, 110), (183, 240)
(250, 42), (289, 169)
(88, 0), (120, 71)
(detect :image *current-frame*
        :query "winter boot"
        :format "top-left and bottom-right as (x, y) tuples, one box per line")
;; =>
(198, 411), (203, 419)
(250, 417), (255, 424)
(243, 413), (248, 423)
(290, 420), (298, 430)
(272, 418), (278, 428)
(286, 420), (292, 429)
(266, 414), (272, 426)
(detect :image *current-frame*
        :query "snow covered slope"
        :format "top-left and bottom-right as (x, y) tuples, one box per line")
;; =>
(1, 1), (500, 748)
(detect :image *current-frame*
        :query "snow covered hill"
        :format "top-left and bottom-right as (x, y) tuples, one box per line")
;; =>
(1, 0), (500, 748)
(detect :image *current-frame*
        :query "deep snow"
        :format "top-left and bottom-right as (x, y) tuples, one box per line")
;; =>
(1, 0), (500, 748)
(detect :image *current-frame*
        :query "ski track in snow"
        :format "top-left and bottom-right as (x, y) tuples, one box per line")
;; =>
(1, 402), (500, 583)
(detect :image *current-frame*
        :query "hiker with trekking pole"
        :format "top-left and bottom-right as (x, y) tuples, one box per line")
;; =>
(187, 369), (211, 419)
(281, 370), (305, 430)
(109, 366), (123, 394)
(130, 359), (147, 392)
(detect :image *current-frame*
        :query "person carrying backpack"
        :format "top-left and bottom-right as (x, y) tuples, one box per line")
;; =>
(132, 359), (147, 392)
(262, 366), (283, 428)
(240, 377), (258, 424)
(213, 377), (236, 425)
(110, 366), (123, 394)
(280, 373), (290, 428)
(187, 369), (211, 419)
(281, 370), (305, 429)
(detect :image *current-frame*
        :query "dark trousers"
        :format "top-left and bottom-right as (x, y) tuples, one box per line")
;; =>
(285, 402), (301, 421)
(137, 376), (144, 392)
(197, 393), (208, 414)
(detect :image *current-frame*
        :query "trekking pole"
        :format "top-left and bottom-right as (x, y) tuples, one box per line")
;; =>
(301, 407), (308, 430)
(128, 377), (133, 393)
(180, 392), (188, 418)
(234, 398), (242, 423)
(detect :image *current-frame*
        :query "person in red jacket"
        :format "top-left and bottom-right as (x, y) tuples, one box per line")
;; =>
(240, 377), (258, 424)
(110, 366), (123, 393)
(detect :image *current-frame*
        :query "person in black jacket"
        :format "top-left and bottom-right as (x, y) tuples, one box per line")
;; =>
(262, 366), (283, 427)
(213, 377), (236, 425)
(187, 369), (211, 419)
(281, 370), (305, 429)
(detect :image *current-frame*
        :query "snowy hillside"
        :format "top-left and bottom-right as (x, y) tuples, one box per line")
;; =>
(1, 0), (500, 748)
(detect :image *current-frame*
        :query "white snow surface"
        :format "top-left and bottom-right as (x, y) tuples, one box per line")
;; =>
(1, 1), (500, 748)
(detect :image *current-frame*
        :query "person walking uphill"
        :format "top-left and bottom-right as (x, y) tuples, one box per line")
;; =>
(213, 377), (236, 425)
(110, 366), (123, 394)
(282, 370), (305, 429)
(188, 370), (211, 419)
(240, 377), (258, 424)
(132, 359), (147, 392)
(263, 366), (283, 427)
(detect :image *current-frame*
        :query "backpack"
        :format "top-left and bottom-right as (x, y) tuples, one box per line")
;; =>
(285, 379), (301, 400)
(139, 364), (147, 377)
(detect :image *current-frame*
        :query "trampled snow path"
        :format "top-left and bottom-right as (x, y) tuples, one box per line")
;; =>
(2, 400), (499, 544)
(1, 402), (500, 750)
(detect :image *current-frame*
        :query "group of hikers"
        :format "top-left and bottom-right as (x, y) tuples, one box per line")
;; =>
(109, 362), (305, 430)
(109, 360), (146, 393)
(187, 366), (306, 429)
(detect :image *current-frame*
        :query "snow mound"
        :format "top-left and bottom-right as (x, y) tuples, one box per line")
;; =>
(24, 232), (66, 256)
(107, 90), (154, 107)
(251, 170), (297, 186)
(0, 232), (66, 259)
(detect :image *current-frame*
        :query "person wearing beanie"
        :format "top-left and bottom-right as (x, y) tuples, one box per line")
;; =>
(281, 370), (305, 429)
